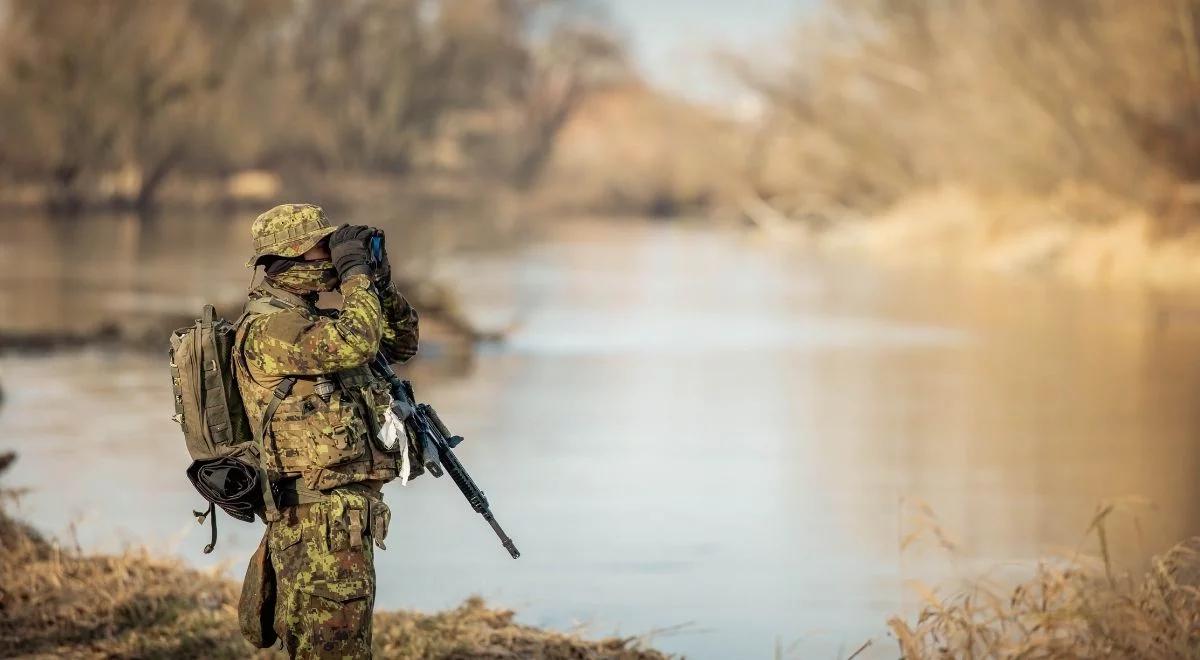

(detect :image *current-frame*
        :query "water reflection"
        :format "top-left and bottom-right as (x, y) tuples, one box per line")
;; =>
(3, 217), (1200, 658)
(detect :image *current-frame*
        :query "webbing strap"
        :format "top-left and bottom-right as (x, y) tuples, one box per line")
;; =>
(275, 480), (329, 507)
(193, 502), (218, 554)
(259, 378), (296, 441)
(236, 289), (312, 523)
(191, 318), (211, 451)
(349, 510), (364, 549)
(258, 283), (316, 313)
(201, 305), (235, 445)
(275, 481), (380, 508)
(242, 299), (284, 317)
(255, 377), (296, 522)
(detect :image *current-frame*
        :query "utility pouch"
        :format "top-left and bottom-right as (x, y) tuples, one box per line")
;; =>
(369, 498), (391, 550)
(239, 530), (278, 649)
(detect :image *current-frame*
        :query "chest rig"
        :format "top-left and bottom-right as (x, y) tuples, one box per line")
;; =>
(233, 285), (401, 502)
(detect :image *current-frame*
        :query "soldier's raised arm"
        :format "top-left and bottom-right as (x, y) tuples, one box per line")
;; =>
(243, 272), (385, 376)
(379, 281), (419, 363)
(361, 230), (420, 364)
(243, 223), (392, 376)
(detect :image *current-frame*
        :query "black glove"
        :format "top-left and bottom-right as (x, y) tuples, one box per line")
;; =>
(327, 224), (375, 281)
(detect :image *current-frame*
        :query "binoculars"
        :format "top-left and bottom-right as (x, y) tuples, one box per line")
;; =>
(368, 232), (385, 266)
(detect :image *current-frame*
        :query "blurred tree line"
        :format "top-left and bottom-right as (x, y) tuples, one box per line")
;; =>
(0, 0), (625, 213)
(732, 0), (1200, 229)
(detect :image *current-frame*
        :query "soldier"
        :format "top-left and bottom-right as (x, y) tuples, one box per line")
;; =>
(234, 203), (419, 658)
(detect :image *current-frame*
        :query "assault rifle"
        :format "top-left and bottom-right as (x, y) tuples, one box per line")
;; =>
(371, 354), (521, 559)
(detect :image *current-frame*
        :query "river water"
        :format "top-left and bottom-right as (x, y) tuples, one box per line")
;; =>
(3, 214), (1200, 659)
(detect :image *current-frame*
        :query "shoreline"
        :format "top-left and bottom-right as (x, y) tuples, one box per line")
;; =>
(0, 274), (493, 360)
(747, 185), (1200, 294)
(0, 454), (667, 659)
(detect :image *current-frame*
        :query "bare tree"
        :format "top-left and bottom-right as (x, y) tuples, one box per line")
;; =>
(731, 0), (1200, 216)
(0, 0), (625, 212)
(0, 1), (129, 212)
(508, 22), (626, 190)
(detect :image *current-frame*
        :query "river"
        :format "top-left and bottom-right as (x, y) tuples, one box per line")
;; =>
(3, 214), (1200, 659)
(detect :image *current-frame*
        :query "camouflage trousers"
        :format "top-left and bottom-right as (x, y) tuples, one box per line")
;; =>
(268, 487), (391, 659)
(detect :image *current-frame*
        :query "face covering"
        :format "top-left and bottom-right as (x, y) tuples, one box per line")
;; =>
(265, 259), (338, 294)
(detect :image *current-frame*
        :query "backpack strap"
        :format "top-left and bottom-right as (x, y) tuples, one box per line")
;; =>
(258, 283), (317, 313)
(255, 376), (295, 523)
(235, 281), (315, 328)
(236, 297), (289, 325)
(235, 287), (316, 522)
(194, 502), (218, 553)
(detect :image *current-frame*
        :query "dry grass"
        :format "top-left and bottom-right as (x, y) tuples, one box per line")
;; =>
(888, 505), (1200, 659)
(0, 506), (247, 658)
(371, 600), (664, 660)
(0, 453), (666, 660)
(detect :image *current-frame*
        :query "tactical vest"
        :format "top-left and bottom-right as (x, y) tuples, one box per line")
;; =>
(233, 286), (401, 496)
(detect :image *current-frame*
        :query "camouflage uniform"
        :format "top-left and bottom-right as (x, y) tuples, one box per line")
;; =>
(234, 204), (418, 658)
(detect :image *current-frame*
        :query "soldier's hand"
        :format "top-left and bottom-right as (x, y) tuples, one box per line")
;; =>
(328, 225), (375, 281)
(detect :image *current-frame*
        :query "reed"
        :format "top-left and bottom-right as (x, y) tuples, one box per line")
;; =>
(889, 504), (1200, 659)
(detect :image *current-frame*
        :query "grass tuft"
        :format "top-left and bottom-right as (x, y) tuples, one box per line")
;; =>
(889, 503), (1200, 659)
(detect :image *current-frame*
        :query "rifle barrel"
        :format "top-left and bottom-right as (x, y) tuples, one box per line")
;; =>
(484, 511), (521, 559)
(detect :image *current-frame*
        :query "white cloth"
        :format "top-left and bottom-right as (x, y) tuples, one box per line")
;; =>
(378, 407), (411, 486)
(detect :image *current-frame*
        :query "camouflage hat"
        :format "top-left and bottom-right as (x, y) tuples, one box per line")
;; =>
(246, 203), (339, 267)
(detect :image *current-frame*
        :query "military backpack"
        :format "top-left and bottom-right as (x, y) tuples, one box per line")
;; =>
(169, 304), (275, 552)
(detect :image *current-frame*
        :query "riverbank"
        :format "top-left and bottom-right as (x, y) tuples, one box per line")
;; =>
(0, 454), (665, 659)
(754, 185), (1200, 292)
(0, 273), (494, 362)
(8, 457), (1200, 660)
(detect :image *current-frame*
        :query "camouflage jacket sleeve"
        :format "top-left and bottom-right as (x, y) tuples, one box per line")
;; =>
(379, 280), (419, 363)
(243, 274), (384, 376)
